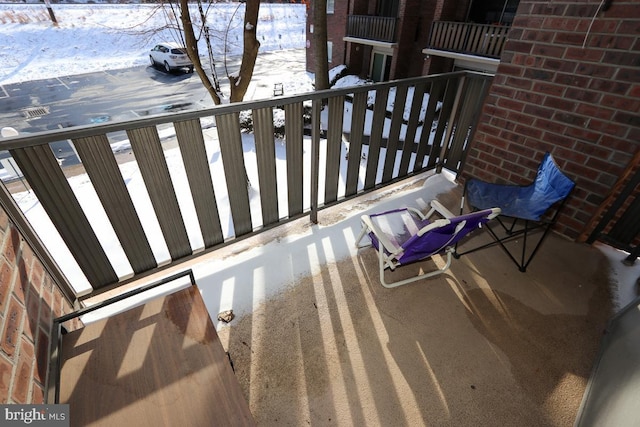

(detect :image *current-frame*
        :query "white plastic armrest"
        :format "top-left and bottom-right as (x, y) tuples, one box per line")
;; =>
(360, 215), (403, 256)
(430, 200), (455, 219)
(488, 207), (501, 219)
(417, 218), (451, 236)
(406, 206), (427, 220)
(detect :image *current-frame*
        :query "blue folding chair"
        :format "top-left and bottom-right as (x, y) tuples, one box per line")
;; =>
(455, 152), (575, 272)
(356, 200), (500, 288)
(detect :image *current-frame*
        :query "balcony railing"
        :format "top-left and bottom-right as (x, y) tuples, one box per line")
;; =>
(0, 71), (491, 302)
(346, 15), (397, 43)
(428, 21), (510, 59)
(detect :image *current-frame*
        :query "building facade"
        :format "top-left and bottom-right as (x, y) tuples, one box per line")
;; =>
(305, 0), (524, 80)
(306, 0), (638, 246)
(0, 204), (75, 403)
(464, 0), (639, 242)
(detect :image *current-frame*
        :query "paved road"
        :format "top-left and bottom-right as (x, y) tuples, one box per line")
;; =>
(0, 64), (212, 133)
(0, 63), (215, 165)
(0, 50), (305, 166)
(0, 49), (305, 134)
(0, 49), (306, 165)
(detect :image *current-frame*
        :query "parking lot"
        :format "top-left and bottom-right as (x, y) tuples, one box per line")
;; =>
(0, 48), (308, 174)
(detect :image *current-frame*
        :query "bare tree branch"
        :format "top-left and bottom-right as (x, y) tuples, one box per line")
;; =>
(229, 0), (260, 103)
(179, 0), (221, 104)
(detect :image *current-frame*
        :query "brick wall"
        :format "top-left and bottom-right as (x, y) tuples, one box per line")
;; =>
(0, 204), (74, 403)
(392, 0), (421, 79)
(327, 0), (347, 66)
(394, 0), (469, 78)
(305, 0), (349, 74)
(464, 0), (640, 239)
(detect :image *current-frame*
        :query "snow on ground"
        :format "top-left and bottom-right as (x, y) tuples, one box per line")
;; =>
(2, 2), (638, 325)
(0, 2), (306, 84)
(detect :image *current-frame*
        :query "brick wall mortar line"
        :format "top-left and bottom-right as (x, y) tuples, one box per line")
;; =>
(2, 263), (18, 356)
(21, 336), (36, 407)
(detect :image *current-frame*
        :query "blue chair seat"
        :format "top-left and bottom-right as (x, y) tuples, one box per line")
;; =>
(456, 152), (575, 271)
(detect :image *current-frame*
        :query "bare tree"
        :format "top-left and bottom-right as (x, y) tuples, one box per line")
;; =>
(313, 0), (329, 91)
(176, 0), (261, 105)
(229, 0), (260, 103)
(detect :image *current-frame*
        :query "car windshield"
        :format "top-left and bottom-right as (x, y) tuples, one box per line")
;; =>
(171, 48), (187, 55)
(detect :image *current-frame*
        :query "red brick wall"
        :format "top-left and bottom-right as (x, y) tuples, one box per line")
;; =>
(0, 205), (74, 403)
(329, 1), (348, 66)
(392, 0), (421, 79)
(464, 0), (640, 239)
(306, 0), (349, 74)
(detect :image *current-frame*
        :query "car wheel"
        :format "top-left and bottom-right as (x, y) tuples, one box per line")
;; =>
(188, 66), (194, 73)
(164, 61), (171, 73)
(149, 56), (155, 66)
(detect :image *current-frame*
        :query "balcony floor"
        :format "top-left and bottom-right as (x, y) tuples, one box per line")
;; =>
(207, 171), (637, 427)
(87, 170), (637, 425)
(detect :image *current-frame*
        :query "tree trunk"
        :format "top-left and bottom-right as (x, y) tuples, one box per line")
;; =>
(313, 0), (330, 91)
(179, 0), (222, 105)
(229, 0), (261, 103)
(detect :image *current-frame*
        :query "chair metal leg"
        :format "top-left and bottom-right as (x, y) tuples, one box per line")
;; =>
(623, 245), (639, 266)
(355, 223), (372, 249)
(521, 220), (528, 270)
(520, 221), (555, 271)
(455, 218), (553, 272)
(378, 249), (453, 288)
(482, 221), (528, 272)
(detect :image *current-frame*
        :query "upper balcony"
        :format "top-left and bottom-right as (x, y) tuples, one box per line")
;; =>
(345, 14), (398, 46)
(424, 21), (511, 72)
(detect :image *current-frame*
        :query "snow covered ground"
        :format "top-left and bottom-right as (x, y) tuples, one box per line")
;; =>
(0, 2), (306, 84)
(1, 2), (637, 324)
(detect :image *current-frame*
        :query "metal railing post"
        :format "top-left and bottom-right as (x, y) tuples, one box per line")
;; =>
(0, 71), (491, 296)
(437, 75), (467, 173)
(0, 182), (77, 304)
(310, 98), (322, 224)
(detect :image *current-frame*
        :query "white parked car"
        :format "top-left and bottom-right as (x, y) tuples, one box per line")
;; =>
(149, 42), (194, 73)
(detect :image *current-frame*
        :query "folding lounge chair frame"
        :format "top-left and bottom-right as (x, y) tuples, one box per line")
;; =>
(356, 200), (500, 288)
(454, 152), (575, 272)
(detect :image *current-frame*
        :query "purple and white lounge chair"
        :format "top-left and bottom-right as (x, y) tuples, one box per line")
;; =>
(356, 200), (500, 288)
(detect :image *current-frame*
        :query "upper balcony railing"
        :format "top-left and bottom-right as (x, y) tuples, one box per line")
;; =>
(427, 21), (510, 59)
(346, 15), (397, 43)
(0, 71), (492, 303)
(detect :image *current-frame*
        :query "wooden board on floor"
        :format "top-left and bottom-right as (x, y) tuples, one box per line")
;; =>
(59, 286), (255, 427)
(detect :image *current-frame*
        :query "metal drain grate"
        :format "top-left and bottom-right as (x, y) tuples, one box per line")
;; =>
(22, 106), (50, 119)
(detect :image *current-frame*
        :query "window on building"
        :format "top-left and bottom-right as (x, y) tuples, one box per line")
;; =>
(377, 0), (399, 17)
(327, 0), (334, 14)
(327, 41), (333, 63)
(467, 0), (520, 25)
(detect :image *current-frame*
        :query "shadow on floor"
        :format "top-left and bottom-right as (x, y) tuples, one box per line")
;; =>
(218, 182), (615, 427)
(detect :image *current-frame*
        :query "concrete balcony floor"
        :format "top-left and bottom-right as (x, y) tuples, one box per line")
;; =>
(90, 170), (638, 426)
(214, 171), (638, 427)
